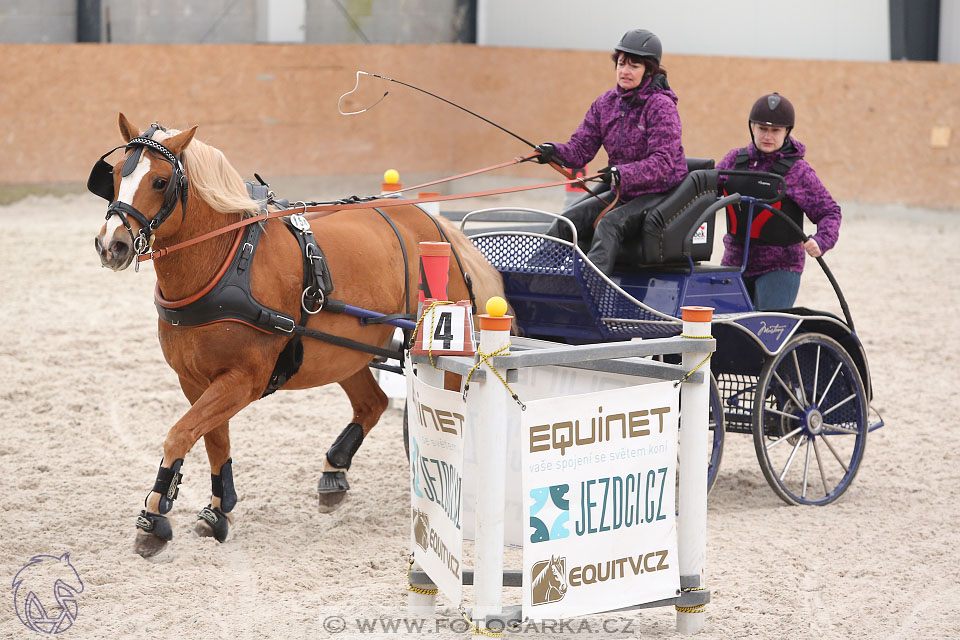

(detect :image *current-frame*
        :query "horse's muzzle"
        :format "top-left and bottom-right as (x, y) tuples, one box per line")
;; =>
(95, 233), (134, 271)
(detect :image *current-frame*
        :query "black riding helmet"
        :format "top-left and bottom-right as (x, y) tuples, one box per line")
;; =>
(748, 92), (795, 147)
(614, 29), (662, 63)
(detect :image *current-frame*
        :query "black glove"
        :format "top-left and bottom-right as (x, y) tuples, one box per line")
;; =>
(534, 143), (556, 165)
(598, 165), (620, 187)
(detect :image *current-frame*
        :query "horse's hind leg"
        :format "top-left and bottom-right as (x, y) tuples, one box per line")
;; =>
(317, 366), (388, 512)
(193, 423), (237, 543)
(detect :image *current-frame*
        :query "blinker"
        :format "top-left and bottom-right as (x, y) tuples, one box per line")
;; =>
(87, 124), (165, 202)
(87, 154), (118, 201)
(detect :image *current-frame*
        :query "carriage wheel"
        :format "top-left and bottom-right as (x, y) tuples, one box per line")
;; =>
(752, 333), (867, 505)
(707, 374), (725, 494)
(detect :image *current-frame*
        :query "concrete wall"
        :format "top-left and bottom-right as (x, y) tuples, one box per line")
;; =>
(942, 0), (960, 63)
(0, 0), (471, 44)
(0, 44), (957, 208)
(105, 0), (257, 44)
(0, 0), (74, 43)
(305, 0), (471, 44)
(478, 0), (892, 61)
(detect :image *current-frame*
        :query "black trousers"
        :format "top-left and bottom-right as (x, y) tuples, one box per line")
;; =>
(546, 189), (663, 275)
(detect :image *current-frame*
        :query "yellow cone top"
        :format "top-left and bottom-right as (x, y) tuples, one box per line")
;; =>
(383, 169), (400, 184)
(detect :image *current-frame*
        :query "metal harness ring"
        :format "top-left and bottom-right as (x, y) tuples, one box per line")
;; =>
(301, 287), (324, 315)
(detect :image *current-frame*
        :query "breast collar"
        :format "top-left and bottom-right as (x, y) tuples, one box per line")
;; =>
(154, 215), (332, 336)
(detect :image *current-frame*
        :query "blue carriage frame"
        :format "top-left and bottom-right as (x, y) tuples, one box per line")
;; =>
(462, 187), (882, 506)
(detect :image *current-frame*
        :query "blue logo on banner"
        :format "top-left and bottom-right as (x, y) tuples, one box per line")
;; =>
(529, 485), (570, 543)
(12, 553), (84, 635)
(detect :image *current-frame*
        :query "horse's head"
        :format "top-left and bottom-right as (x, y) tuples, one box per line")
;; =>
(91, 113), (197, 271)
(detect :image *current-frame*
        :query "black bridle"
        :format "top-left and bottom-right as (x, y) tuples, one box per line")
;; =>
(88, 124), (189, 266)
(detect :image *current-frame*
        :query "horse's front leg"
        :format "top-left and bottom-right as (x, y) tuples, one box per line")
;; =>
(317, 366), (388, 512)
(193, 423), (237, 543)
(134, 372), (259, 558)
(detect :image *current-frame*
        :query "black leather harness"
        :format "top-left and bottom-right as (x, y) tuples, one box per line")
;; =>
(88, 124), (190, 268)
(155, 208), (336, 397)
(152, 191), (475, 398)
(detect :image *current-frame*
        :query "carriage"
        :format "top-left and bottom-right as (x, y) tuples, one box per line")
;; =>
(455, 158), (883, 506)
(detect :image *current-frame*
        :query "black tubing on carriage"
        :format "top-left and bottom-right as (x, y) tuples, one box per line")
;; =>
(715, 170), (856, 331)
(680, 193), (742, 259)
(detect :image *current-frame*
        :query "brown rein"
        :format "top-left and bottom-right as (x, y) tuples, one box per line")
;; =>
(137, 154), (610, 264)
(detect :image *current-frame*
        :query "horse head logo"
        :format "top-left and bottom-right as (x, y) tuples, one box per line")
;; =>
(12, 553), (84, 634)
(530, 555), (567, 605)
(412, 509), (430, 551)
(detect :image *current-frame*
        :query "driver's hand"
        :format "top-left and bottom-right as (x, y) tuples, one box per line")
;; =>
(804, 238), (822, 257)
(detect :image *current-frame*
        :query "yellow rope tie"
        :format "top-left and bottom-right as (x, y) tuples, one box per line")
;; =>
(406, 555), (439, 596)
(675, 586), (707, 614)
(408, 300), (455, 369)
(462, 345), (525, 410)
(458, 606), (505, 638)
(674, 334), (714, 388)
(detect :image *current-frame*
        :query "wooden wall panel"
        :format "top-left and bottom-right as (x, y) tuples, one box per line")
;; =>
(1, 44), (957, 208)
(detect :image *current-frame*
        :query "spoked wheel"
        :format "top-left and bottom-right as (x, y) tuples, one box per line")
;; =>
(707, 374), (725, 494)
(752, 333), (867, 505)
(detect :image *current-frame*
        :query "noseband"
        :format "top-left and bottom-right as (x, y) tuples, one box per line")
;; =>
(88, 124), (189, 268)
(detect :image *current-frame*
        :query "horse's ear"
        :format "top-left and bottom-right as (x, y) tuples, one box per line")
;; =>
(163, 125), (198, 156)
(118, 113), (138, 143)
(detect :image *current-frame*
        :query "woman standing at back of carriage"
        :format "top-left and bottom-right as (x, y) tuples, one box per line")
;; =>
(537, 29), (688, 275)
(718, 93), (841, 310)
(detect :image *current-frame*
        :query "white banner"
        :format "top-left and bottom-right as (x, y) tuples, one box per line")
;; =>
(521, 381), (681, 620)
(407, 362), (465, 605)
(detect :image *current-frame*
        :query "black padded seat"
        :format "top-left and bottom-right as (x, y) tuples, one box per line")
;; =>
(685, 157), (716, 172)
(615, 165), (720, 266)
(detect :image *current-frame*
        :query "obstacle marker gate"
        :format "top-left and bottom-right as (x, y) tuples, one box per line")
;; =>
(407, 297), (715, 634)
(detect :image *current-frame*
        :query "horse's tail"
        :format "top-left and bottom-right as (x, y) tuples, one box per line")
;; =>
(434, 217), (511, 323)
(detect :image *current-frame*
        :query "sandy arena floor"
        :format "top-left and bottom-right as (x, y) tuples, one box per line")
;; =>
(1, 190), (958, 639)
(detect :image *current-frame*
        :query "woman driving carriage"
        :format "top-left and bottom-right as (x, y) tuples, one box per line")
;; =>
(718, 92), (842, 310)
(536, 29), (689, 275)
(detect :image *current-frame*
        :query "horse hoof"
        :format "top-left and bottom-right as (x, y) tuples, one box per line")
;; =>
(194, 519), (215, 538)
(317, 471), (350, 513)
(194, 505), (230, 542)
(134, 533), (168, 558)
(317, 490), (347, 513)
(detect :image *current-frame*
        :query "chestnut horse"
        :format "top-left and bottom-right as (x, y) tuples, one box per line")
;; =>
(92, 114), (504, 557)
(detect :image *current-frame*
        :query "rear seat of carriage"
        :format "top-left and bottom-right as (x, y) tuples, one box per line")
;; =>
(614, 157), (737, 273)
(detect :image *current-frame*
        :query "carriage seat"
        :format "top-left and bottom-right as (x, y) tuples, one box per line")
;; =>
(616, 158), (719, 267)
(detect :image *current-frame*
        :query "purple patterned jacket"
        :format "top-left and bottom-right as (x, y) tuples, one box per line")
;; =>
(550, 76), (688, 201)
(717, 138), (841, 277)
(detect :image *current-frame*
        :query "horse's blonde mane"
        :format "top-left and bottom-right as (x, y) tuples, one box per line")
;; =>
(153, 128), (261, 217)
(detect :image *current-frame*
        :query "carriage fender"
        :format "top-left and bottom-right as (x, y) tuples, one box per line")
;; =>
(712, 318), (873, 402)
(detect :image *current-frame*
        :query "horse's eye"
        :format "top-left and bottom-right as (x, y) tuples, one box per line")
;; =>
(152, 178), (168, 190)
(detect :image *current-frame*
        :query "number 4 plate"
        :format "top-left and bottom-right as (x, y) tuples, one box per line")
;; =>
(410, 300), (476, 356)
